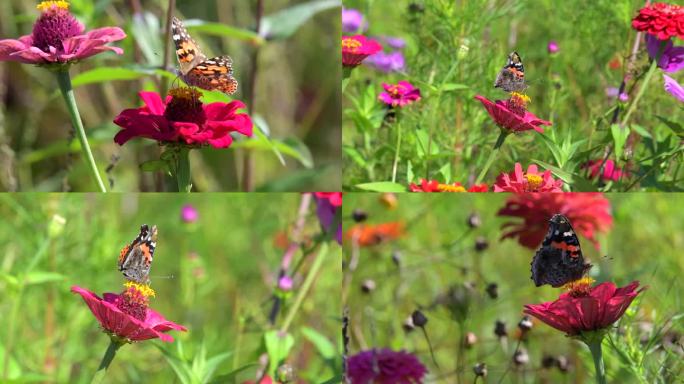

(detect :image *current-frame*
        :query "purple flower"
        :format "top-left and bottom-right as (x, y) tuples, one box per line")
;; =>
(548, 40), (559, 54)
(313, 193), (342, 245)
(646, 34), (684, 73)
(278, 276), (293, 291)
(379, 81), (421, 108)
(365, 51), (405, 73)
(180, 204), (199, 223)
(664, 74), (684, 102)
(342, 8), (366, 34)
(0, 1), (125, 65)
(606, 87), (628, 101)
(347, 349), (427, 384)
(381, 36), (406, 50)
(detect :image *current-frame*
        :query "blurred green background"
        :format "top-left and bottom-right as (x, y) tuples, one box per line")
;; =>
(0, 0), (341, 192)
(0, 193), (342, 383)
(342, 0), (683, 191)
(343, 193), (684, 382)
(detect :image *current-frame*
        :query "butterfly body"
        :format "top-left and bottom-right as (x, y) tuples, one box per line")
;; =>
(494, 51), (527, 93)
(118, 224), (157, 284)
(530, 214), (591, 287)
(171, 17), (238, 95)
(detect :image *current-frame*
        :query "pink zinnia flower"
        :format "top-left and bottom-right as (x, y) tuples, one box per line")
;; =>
(180, 204), (199, 223)
(497, 193), (613, 249)
(582, 159), (626, 182)
(379, 81), (421, 107)
(72, 284), (186, 342)
(408, 179), (488, 192)
(0, 1), (125, 65)
(494, 163), (564, 192)
(342, 35), (382, 68)
(632, 3), (684, 41)
(347, 349), (427, 384)
(524, 280), (645, 336)
(474, 95), (552, 133)
(113, 88), (253, 149)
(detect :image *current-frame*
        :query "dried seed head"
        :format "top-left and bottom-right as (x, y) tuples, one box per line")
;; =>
(518, 315), (533, 332)
(513, 348), (529, 366)
(403, 315), (415, 332)
(541, 355), (557, 369)
(473, 362), (487, 377)
(361, 279), (376, 293)
(475, 237), (489, 252)
(494, 320), (508, 338)
(485, 283), (498, 299)
(464, 332), (478, 349)
(467, 212), (481, 228)
(411, 310), (428, 327)
(352, 209), (368, 223)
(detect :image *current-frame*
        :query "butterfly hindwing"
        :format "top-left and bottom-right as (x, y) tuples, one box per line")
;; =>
(118, 224), (157, 284)
(494, 51), (527, 93)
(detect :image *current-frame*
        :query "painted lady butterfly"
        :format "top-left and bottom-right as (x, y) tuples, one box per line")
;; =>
(118, 224), (157, 284)
(494, 51), (527, 93)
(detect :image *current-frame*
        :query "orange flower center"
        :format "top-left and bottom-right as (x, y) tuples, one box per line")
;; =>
(524, 174), (543, 191)
(564, 277), (595, 297)
(437, 184), (466, 192)
(388, 85), (405, 97)
(342, 37), (362, 52)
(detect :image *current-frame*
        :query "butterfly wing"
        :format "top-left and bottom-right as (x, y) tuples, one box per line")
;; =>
(494, 51), (527, 93)
(184, 56), (239, 95)
(119, 225), (157, 284)
(172, 17), (207, 76)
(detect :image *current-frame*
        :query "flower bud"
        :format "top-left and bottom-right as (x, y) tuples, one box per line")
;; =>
(494, 320), (507, 338)
(518, 315), (533, 332)
(473, 362), (487, 377)
(48, 214), (66, 238)
(411, 310), (428, 327)
(485, 283), (498, 299)
(464, 332), (478, 349)
(513, 348), (529, 366)
(352, 209), (368, 223)
(361, 279), (376, 293)
(475, 237), (489, 252)
(467, 212), (481, 228)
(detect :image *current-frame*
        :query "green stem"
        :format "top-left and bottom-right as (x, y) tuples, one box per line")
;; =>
(342, 67), (353, 93)
(55, 69), (107, 192)
(176, 147), (192, 192)
(391, 120), (403, 183)
(475, 131), (509, 184)
(620, 58), (659, 128)
(587, 340), (607, 384)
(90, 339), (123, 384)
(279, 243), (329, 333)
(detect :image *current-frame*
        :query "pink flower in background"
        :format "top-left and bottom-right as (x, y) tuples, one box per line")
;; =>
(664, 74), (684, 102)
(548, 40), (559, 54)
(342, 35), (382, 68)
(180, 204), (199, 223)
(113, 88), (253, 148)
(71, 284), (186, 342)
(0, 1), (125, 65)
(408, 179), (488, 192)
(379, 81), (421, 107)
(278, 276), (293, 291)
(494, 163), (564, 192)
(582, 159), (626, 182)
(313, 192), (342, 244)
(347, 349), (427, 384)
(474, 95), (552, 133)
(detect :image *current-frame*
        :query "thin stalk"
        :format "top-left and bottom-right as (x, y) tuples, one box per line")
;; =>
(475, 131), (509, 184)
(176, 147), (192, 192)
(160, 0), (176, 97)
(620, 58), (659, 128)
(391, 119), (403, 183)
(90, 339), (123, 384)
(280, 243), (329, 333)
(342, 67), (352, 93)
(242, 0), (264, 192)
(55, 69), (106, 192)
(587, 340), (607, 384)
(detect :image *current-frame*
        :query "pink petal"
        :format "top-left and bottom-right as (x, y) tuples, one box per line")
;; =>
(138, 92), (166, 115)
(84, 27), (127, 42)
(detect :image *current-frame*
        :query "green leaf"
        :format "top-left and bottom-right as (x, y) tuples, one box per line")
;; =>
(203, 351), (233, 383)
(252, 115), (286, 166)
(0, 343), (22, 379)
(130, 12), (163, 66)
(156, 344), (193, 384)
(208, 364), (257, 384)
(256, 168), (326, 192)
(320, 376), (344, 384)
(414, 129), (439, 158)
(140, 160), (170, 173)
(343, 146), (367, 168)
(231, 136), (313, 169)
(301, 327), (336, 360)
(183, 20), (263, 45)
(264, 330), (295, 376)
(355, 182), (407, 192)
(533, 159), (575, 184)
(24, 272), (66, 285)
(71, 68), (148, 87)
(630, 124), (652, 139)
(655, 115), (684, 139)
(261, 0), (340, 40)
(611, 124), (630, 159)
(440, 83), (469, 92)
(406, 160), (414, 183)
(438, 163), (451, 183)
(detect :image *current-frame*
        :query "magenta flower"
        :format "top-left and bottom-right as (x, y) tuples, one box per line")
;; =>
(342, 8), (367, 33)
(474, 95), (552, 133)
(347, 349), (427, 384)
(113, 88), (253, 149)
(342, 35), (382, 68)
(180, 204), (199, 223)
(379, 81), (421, 107)
(646, 34), (684, 73)
(664, 74), (684, 102)
(548, 40), (559, 54)
(494, 163), (564, 193)
(0, 1), (125, 65)
(72, 284), (186, 343)
(582, 159), (626, 182)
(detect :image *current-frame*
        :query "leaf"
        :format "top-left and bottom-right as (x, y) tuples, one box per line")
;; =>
(71, 67), (149, 87)
(301, 327), (336, 360)
(156, 344), (193, 384)
(320, 376), (344, 384)
(440, 83), (469, 92)
(252, 115), (286, 166)
(140, 160), (170, 173)
(533, 159), (575, 185)
(24, 272), (65, 285)
(203, 351), (233, 383)
(438, 163), (451, 183)
(406, 160), (414, 183)
(183, 20), (263, 45)
(255, 168), (326, 192)
(208, 364), (257, 384)
(261, 0), (340, 40)
(414, 129), (439, 158)
(231, 136), (313, 168)
(343, 146), (367, 168)
(130, 12), (163, 66)
(630, 124), (652, 139)
(655, 115), (684, 139)
(264, 330), (295, 376)
(611, 124), (630, 159)
(355, 182), (406, 192)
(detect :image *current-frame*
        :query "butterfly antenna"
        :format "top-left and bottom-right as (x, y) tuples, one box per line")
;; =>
(150, 274), (174, 280)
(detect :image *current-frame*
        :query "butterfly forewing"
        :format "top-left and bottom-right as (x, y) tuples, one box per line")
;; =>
(171, 17), (206, 75)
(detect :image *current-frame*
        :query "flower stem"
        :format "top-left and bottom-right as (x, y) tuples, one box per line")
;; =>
(176, 147), (192, 192)
(620, 57), (659, 128)
(279, 242), (329, 333)
(587, 339), (607, 384)
(90, 339), (123, 384)
(391, 120), (403, 183)
(475, 131), (509, 184)
(55, 69), (107, 192)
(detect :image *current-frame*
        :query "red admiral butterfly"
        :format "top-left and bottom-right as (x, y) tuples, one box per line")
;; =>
(494, 51), (527, 93)
(531, 214), (591, 287)
(118, 224), (157, 284)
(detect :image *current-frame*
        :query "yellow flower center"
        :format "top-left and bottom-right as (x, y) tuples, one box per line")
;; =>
(525, 174), (543, 191)
(124, 281), (156, 298)
(342, 38), (362, 52)
(437, 184), (466, 192)
(510, 92), (531, 106)
(37, 1), (69, 11)
(168, 86), (202, 101)
(563, 277), (595, 297)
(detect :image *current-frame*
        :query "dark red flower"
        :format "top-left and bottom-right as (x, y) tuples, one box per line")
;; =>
(347, 349), (427, 384)
(582, 159), (627, 182)
(474, 95), (552, 133)
(0, 1), (125, 64)
(468, 183), (490, 192)
(342, 35), (382, 67)
(72, 284), (186, 342)
(632, 3), (684, 40)
(409, 179), (488, 192)
(113, 88), (252, 149)
(497, 193), (613, 249)
(524, 280), (645, 336)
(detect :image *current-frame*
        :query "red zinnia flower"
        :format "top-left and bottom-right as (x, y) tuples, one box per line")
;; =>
(494, 163), (564, 193)
(0, 1), (125, 65)
(346, 222), (405, 247)
(113, 88), (253, 149)
(632, 2), (684, 41)
(497, 193), (613, 249)
(524, 280), (645, 336)
(342, 35), (382, 67)
(409, 179), (488, 192)
(347, 349), (427, 384)
(474, 94), (552, 133)
(72, 283), (186, 342)
(378, 81), (421, 107)
(582, 159), (626, 182)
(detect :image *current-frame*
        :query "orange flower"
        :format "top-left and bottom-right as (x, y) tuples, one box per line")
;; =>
(346, 222), (405, 247)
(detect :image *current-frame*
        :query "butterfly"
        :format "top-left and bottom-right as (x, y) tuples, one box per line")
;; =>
(118, 224), (157, 284)
(530, 214), (592, 287)
(171, 16), (238, 95)
(494, 51), (527, 93)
